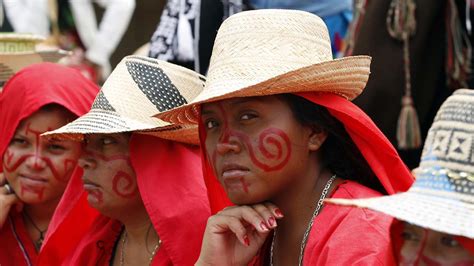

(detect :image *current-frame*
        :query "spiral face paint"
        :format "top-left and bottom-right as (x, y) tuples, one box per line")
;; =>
(82, 149), (137, 199)
(212, 104), (292, 173)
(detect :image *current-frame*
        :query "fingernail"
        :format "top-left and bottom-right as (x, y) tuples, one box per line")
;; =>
(243, 235), (250, 246)
(268, 217), (276, 227)
(274, 209), (284, 218)
(260, 221), (269, 231)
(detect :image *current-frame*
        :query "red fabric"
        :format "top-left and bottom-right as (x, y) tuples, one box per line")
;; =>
(60, 134), (211, 265)
(200, 92), (414, 214)
(250, 182), (398, 265)
(458, 237), (474, 255)
(296, 92), (414, 194)
(303, 181), (397, 265)
(0, 211), (38, 265)
(0, 63), (99, 266)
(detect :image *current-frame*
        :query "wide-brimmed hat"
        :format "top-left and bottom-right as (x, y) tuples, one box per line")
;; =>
(0, 33), (68, 87)
(327, 89), (474, 239)
(43, 55), (206, 144)
(154, 9), (371, 124)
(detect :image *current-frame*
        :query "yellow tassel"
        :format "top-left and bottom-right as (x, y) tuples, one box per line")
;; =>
(397, 95), (422, 149)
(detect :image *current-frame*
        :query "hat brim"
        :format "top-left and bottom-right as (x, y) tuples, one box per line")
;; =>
(156, 55), (371, 125)
(326, 191), (474, 239)
(43, 109), (199, 145)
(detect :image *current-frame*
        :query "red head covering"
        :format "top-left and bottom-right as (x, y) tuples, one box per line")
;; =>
(199, 92), (415, 214)
(0, 62), (99, 266)
(54, 134), (210, 266)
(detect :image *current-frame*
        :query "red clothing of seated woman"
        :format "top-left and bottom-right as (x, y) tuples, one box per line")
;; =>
(0, 63), (99, 266)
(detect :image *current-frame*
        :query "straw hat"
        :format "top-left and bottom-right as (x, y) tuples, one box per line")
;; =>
(0, 33), (67, 87)
(327, 89), (474, 239)
(43, 55), (206, 145)
(154, 9), (371, 124)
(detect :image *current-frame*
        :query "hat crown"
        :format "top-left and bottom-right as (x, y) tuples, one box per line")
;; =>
(94, 56), (205, 120)
(205, 9), (332, 97)
(414, 89), (474, 198)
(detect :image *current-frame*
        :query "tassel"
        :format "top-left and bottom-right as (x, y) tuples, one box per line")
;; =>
(397, 95), (421, 149)
(177, 0), (194, 62)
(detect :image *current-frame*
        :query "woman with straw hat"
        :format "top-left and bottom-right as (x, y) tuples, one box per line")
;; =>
(43, 55), (211, 265)
(0, 62), (99, 265)
(154, 9), (415, 265)
(327, 89), (474, 265)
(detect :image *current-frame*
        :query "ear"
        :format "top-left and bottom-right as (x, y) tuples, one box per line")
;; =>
(307, 126), (328, 151)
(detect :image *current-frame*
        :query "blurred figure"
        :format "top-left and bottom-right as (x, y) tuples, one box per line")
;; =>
(1, 0), (135, 82)
(149, 0), (352, 74)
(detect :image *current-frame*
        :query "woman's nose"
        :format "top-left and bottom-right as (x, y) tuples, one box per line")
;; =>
(25, 152), (47, 171)
(78, 151), (97, 170)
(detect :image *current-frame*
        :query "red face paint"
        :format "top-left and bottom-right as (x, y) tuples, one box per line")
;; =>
(20, 184), (45, 200)
(213, 104), (292, 172)
(112, 170), (137, 198)
(3, 123), (77, 182)
(83, 150), (136, 199)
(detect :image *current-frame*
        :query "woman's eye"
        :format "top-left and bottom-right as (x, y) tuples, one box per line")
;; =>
(49, 144), (65, 151)
(240, 113), (256, 120)
(441, 236), (460, 247)
(11, 138), (27, 145)
(206, 120), (219, 129)
(401, 231), (420, 242)
(102, 137), (115, 145)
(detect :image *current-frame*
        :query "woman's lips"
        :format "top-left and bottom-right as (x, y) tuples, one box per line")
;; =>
(221, 164), (250, 192)
(82, 178), (101, 192)
(19, 175), (48, 187)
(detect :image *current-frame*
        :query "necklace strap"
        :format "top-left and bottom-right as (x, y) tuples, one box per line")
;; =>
(270, 174), (337, 266)
(120, 226), (162, 266)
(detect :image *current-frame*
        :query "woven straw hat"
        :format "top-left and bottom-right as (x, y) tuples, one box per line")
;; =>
(155, 9), (371, 124)
(0, 33), (67, 87)
(327, 89), (474, 239)
(43, 55), (205, 145)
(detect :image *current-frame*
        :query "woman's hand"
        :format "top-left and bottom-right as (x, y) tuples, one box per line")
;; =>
(0, 174), (23, 228)
(196, 202), (284, 266)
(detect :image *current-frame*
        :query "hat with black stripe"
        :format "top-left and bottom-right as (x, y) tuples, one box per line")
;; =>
(43, 55), (205, 144)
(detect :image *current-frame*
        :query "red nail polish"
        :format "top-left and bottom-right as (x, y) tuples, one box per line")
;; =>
(275, 209), (284, 218)
(243, 235), (250, 246)
(260, 221), (269, 231)
(268, 217), (276, 227)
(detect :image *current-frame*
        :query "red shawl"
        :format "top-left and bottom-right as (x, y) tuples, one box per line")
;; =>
(198, 92), (415, 263)
(58, 134), (210, 265)
(0, 63), (99, 266)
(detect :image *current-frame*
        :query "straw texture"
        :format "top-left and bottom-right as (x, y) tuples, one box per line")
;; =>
(155, 9), (371, 124)
(327, 89), (474, 239)
(44, 56), (205, 145)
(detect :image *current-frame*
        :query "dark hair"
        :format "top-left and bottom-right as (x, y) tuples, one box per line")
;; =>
(280, 94), (386, 194)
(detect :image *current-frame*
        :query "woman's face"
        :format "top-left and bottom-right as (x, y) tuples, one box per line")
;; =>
(400, 223), (474, 266)
(3, 108), (81, 205)
(78, 133), (141, 218)
(201, 95), (326, 204)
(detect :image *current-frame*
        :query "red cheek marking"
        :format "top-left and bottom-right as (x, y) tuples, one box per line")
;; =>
(3, 124), (77, 182)
(213, 104), (292, 172)
(20, 184), (45, 201)
(112, 170), (136, 198)
(3, 149), (28, 173)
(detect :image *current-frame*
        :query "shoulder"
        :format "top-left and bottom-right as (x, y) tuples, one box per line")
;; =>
(304, 181), (396, 265)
